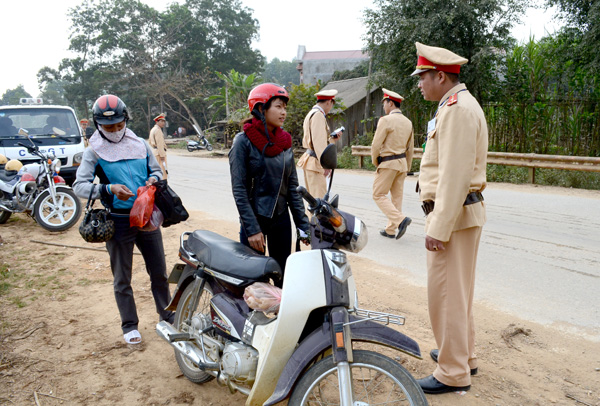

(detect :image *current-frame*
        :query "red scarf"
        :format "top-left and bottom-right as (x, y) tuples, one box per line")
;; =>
(243, 118), (292, 157)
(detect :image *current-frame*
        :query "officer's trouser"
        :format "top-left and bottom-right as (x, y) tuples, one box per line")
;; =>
(427, 226), (482, 387)
(372, 168), (407, 234)
(155, 153), (168, 180)
(303, 169), (328, 201)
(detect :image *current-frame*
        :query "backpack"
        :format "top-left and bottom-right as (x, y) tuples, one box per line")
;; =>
(153, 180), (189, 227)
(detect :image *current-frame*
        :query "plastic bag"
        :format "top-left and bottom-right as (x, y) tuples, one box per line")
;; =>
(139, 204), (164, 231)
(130, 185), (156, 228)
(243, 282), (282, 314)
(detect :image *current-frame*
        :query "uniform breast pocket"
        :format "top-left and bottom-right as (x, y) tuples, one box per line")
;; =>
(423, 130), (438, 161)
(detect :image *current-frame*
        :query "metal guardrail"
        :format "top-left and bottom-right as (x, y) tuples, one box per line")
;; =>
(351, 146), (600, 184)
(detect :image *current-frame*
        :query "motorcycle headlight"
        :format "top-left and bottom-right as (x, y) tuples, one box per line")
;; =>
(348, 218), (368, 253)
(51, 159), (61, 173)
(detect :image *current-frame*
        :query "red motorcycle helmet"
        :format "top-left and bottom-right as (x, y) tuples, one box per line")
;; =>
(247, 83), (289, 113)
(92, 95), (130, 126)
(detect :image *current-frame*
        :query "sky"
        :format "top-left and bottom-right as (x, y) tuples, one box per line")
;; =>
(1, 0), (560, 98)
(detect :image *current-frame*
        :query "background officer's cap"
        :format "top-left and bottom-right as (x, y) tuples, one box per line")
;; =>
(153, 113), (166, 122)
(315, 89), (338, 101)
(411, 42), (468, 76)
(382, 88), (404, 103)
(79, 118), (89, 124)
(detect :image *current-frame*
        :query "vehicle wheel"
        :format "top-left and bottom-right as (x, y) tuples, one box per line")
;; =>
(0, 210), (11, 224)
(206, 144), (214, 152)
(174, 281), (216, 384)
(289, 350), (427, 406)
(33, 188), (82, 232)
(187, 146), (195, 152)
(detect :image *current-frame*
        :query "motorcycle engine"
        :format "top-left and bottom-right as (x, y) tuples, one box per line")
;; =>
(221, 342), (258, 383)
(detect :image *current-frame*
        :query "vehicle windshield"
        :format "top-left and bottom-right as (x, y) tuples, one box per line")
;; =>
(0, 108), (79, 138)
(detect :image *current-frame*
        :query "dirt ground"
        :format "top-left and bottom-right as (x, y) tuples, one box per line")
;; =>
(1, 203), (599, 405)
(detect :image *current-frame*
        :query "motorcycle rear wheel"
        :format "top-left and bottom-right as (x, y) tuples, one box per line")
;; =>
(187, 145), (195, 152)
(0, 210), (11, 224)
(288, 350), (427, 406)
(174, 281), (216, 384)
(33, 188), (82, 232)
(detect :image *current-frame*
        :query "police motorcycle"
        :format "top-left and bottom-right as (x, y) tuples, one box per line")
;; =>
(0, 129), (82, 231)
(156, 144), (427, 406)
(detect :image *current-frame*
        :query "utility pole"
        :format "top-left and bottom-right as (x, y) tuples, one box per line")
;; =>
(363, 39), (374, 135)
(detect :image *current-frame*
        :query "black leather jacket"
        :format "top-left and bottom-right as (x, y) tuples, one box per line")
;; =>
(229, 132), (309, 237)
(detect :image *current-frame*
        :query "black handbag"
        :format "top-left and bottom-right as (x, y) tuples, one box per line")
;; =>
(153, 180), (189, 227)
(79, 184), (115, 243)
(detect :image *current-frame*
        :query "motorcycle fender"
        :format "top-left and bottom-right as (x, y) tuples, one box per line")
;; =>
(263, 317), (422, 406)
(31, 184), (69, 206)
(165, 264), (197, 311)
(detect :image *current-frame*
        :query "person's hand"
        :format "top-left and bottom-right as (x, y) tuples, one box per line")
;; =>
(110, 184), (135, 201)
(323, 169), (332, 177)
(146, 177), (157, 186)
(248, 232), (265, 253)
(298, 228), (311, 246)
(426, 235), (445, 252)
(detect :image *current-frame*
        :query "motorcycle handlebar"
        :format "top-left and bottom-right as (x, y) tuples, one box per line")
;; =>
(296, 186), (318, 208)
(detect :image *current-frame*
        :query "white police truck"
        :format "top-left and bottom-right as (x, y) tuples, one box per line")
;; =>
(0, 98), (85, 184)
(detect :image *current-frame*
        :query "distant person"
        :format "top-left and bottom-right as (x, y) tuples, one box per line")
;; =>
(148, 113), (168, 179)
(229, 83), (310, 286)
(72, 94), (174, 345)
(0, 117), (17, 136)
(43, 116), (61, 134)
(411, 42), (488, 395)
(297, 89), (342, 200)
(80, 119), (91, 147)
(371, 88), (414, 239)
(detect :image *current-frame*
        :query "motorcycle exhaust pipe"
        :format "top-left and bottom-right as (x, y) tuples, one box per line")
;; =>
(18, 181), (37, 195)
(156, 321), (220, 371)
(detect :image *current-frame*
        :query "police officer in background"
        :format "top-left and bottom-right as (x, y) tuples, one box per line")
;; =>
(80, 119), (91, 147)
(297, 89), (341, 200)
(149, 113), (168, 179)
(371, 89), (414, 239)
(412, 42), (488, 394)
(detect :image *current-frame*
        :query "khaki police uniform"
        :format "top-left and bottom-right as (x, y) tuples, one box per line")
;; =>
(297, 90), (337, 200)
(149, 113), (168, 179)
(414, 43), (488, 388)
(371, 90), (414, 235)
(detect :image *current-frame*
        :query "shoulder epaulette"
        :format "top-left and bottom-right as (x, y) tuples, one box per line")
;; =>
(447, 93), (458, 106)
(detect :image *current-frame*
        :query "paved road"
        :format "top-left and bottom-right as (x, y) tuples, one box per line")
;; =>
(167, 153), (600, 341)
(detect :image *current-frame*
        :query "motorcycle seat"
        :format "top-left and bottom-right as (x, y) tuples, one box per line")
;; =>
(186, 230), (282, 283)
(0, 171), (18, 182)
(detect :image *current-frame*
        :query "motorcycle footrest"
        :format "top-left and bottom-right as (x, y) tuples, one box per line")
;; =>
(167, 332), (192, 342)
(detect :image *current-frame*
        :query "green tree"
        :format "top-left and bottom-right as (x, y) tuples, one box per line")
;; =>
(363, 0), (527, 102)
(331, 61), (369, 82)
(0, 85), (32, 106)
(206, 69), (261, 123)
(262, 58), (300, 87)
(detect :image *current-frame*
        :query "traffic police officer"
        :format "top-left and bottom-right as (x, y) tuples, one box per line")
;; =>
(412, 42), (488, 394)
(371, 88), (414, 239)
(149, 113), (168, 179)
(297, 89), (340, 200)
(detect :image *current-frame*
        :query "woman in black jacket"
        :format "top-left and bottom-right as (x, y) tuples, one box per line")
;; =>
(229, 83), (310, 284)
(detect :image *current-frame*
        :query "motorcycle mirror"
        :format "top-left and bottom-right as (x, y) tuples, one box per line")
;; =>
(329, 194), (339, 208)
(320, 144), (337, 170)
(18, 128), (29, 137)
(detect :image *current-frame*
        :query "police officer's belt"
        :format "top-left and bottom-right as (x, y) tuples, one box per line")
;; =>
(306, 149), (317, 158)
(377, 153), (406, 165)
(421, 191), (484, 216)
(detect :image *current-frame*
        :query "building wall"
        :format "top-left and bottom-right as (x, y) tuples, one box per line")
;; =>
(300, 58), (368, 85)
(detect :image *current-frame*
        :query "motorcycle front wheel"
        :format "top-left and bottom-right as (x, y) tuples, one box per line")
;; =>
(0, 210), (12, 224)
(174, 281), (216, 384)
(33, 188), (82, 232)
(289, 350), (428, 406)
